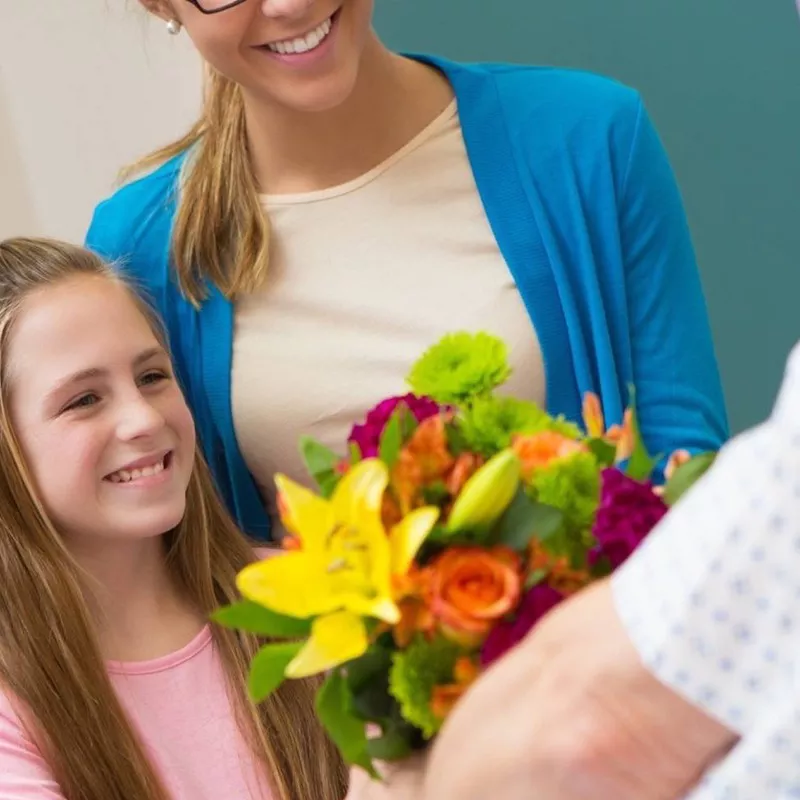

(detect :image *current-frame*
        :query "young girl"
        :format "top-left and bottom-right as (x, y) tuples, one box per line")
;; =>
(0, 238), (348, 799)
(85, 0), (729, 543)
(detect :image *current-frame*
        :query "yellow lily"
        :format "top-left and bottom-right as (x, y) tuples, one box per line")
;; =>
(236, 458), (439, 678)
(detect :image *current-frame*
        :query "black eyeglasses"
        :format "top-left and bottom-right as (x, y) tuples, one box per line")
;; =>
(185, 0), (249, 13)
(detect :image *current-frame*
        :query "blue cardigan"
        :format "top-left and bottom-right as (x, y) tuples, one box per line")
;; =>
(85, 56), (728, 541)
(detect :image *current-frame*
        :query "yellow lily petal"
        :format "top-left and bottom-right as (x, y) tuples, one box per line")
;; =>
(331, 459), (388, 527)
(274, 473), (335, 550)
(347, 594), (401, 625)
(285, 611), (368, 678)
(236, 552), (339, 619)
(390, 506), (439, 577)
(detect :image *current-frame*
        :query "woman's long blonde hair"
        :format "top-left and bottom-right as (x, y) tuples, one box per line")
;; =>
(0, 238), (347, 800)
(122, 65), (265, 305)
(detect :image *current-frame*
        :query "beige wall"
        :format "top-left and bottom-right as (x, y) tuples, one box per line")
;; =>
(0, 1), (201, 241)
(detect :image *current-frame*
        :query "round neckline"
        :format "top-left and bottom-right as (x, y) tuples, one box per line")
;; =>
(106, 624), (213, 676)
(260, 99), (458, 206)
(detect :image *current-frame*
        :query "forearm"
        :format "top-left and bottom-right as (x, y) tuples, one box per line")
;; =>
(507, 581), (735, 800)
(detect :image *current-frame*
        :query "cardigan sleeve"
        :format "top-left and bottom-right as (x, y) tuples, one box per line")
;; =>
(618, 100), (729, 461)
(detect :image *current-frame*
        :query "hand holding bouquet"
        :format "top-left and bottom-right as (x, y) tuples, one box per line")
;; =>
(214, 332), (715, 776)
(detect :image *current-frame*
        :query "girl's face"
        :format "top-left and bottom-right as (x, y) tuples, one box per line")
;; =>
(6, 276), (196, 549)
(145, 0), (376, 113)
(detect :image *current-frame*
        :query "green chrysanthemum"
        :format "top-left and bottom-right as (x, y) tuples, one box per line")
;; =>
(406, 332), (511, 405)
(388, 636), (460, 739)
(528, 451), (600, 563)
(460, 396), (581, 457)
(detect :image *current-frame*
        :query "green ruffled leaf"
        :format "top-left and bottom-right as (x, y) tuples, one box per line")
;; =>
(662, 451), (717, 506)
(388, 636), (460, 740)
(299, 436), (341, 498)
(316, 671), (377, 777)
(406, 331), (512, 405)
(248, 641), (303, 702)
(212, 600), (312, 638)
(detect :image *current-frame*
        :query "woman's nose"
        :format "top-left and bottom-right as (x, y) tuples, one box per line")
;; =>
(259, 0), (315, 20)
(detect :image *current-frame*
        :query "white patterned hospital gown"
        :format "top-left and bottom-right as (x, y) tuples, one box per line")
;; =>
(613, 342), (800, 799)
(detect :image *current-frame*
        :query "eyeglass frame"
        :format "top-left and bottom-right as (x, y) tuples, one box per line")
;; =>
(184, 0), (249, 14)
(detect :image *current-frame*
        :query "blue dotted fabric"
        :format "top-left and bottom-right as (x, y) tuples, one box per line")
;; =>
(613, 344), (800, 797)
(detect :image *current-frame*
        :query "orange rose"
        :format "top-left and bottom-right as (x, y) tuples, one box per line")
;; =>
(512, 431), (585, 480)
(428, 546), (522, 643)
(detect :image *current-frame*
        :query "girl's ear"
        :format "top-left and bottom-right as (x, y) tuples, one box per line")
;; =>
(138, 0), (179, 23)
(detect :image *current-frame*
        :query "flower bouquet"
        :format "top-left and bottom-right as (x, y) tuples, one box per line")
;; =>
(213, 331), (716, 775)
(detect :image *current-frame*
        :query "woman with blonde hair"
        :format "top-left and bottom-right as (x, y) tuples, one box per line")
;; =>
(0, 237), (349, 799)
(86, 0), (728, 541)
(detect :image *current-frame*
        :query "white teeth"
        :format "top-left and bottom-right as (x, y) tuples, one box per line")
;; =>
(108, 458), (166, 484)
(266, 17), (332, 55)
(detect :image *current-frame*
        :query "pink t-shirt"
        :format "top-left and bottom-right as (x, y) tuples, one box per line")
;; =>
(0, 625), (274, 798)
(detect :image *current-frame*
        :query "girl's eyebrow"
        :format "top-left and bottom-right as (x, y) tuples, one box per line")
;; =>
(45, 346), (165, 401)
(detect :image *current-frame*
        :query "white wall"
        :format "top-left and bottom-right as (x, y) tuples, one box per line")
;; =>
(0, 1), (201, 241)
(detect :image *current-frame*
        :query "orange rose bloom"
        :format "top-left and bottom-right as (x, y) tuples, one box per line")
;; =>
(512, 431), (586, 480)
(428, 546), (522, 642)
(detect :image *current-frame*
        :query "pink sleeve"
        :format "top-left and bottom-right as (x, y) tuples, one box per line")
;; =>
(0, 697), (65, 799)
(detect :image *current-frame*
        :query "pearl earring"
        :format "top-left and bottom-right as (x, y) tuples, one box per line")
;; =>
(166, 19), (182, 36)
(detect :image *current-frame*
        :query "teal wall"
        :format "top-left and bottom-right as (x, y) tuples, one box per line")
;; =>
(375, 0), (800, 433)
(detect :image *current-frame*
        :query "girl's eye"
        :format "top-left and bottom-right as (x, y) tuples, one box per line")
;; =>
(139, 370), (169, 387)
(64, 393), (99, 412)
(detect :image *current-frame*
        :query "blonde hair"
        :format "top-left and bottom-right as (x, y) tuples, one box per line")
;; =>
(0, 238), (347, 800)
(122, 66), (267, 305)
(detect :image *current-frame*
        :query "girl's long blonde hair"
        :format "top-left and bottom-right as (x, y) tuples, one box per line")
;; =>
(0, 238), (347, 800)
(122, 66), (265, 305)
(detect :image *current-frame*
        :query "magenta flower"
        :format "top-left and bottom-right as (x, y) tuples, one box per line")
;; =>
(348, 394), (441, 458)
(480, 584), (565, 667)
(589, 468), (667, 569)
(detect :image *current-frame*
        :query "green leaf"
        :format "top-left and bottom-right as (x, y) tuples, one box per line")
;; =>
(662, 451), (717, 506)
(349, 441), (362, 465)
(623, 386), (657, 481)
(366, 724), (415, 761)
(346, 647), (395, 722)
(346, 647), (393, 693)
(212, 601), (312, 638)
(378, 410), (403, 467)
(421, 481), (450, 505)
(248, 641), (303, 702)
(399, 405), (419, 441)
(492, 488), (564, 551)
(587, 437), (617, 467)
(316, 671), (377, 777)
(524, 567), (549, 590)
(299, 437), (341, 498)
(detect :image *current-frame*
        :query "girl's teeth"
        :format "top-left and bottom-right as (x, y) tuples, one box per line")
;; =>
(109, 459), (165, 483)
(267, 17), (332, 55)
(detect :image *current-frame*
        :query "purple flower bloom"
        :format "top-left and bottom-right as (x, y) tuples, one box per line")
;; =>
(348, 394), (441, 458)
(480, 584), (565, 667)
(589, 468), (667, 569)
